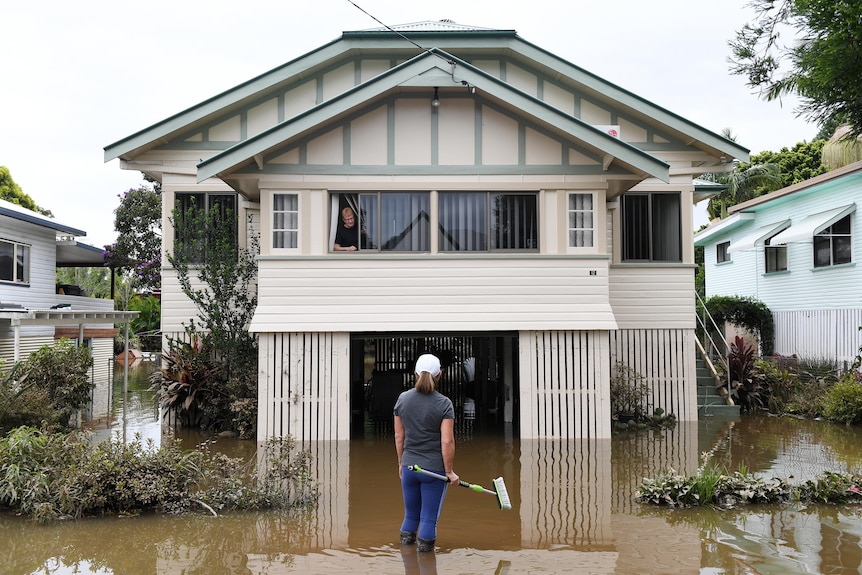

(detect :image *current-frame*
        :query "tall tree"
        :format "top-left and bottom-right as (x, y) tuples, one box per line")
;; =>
(0, 166), (52, 216)
(104, 184), (162, 291)
(729, 0), (862, 135)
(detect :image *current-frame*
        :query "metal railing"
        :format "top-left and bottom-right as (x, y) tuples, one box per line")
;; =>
(695, 290), (733, 404)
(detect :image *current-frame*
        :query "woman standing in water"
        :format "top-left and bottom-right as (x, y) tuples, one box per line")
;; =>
(394, 353), (458, 553)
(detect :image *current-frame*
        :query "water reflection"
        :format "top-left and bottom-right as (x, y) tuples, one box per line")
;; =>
(8, 366), (862, 573)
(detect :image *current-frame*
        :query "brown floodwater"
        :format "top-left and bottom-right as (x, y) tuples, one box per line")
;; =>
(3, 362), (862, 574)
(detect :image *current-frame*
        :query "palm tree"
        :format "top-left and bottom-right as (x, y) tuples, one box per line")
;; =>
(702, 129), (782, 220)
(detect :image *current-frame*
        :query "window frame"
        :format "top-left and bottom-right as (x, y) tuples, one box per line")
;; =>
(0, 238), (30, 285)
(174, 191), (239, 263)
(621, 191), (682, 262)
(438, 191), (539, 252)
(813, 214), (852, 268)
(716, 241), (730, 263)
(272, 192), (299, 250)
(764, 235), (787, 273)
(331, 191), (430, 253)
(567, 192), (595, 249)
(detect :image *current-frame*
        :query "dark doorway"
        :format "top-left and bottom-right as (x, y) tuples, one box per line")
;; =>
(349, 332), (519, 438)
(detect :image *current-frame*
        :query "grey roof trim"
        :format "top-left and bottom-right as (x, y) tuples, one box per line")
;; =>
(0, 200), (86, 236)
(104, 35), (348, 162)
(106, 26), (748, 165)
(508, 37), (750, 162)
(197, 49), (669, 183)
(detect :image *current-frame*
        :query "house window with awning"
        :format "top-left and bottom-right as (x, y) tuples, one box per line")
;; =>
(764, 235), (787, 273)
(814, 214), (852, 267)
(716, 241), (730, 263)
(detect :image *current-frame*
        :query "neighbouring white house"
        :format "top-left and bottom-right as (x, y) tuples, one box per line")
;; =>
(694, 160), (862, 364)
(105, 21), (748, 441)
(0, 198), (137, 386)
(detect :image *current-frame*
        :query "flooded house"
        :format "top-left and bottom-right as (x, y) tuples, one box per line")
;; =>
(105, 20), (748, 442)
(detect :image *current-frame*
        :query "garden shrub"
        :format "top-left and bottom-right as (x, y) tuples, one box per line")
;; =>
(751, 359), (798, 413)
(820, 371), (862, 425)
(0, 426), (317, 522)
(0, 339), (94, 432)
(152, 328), (258, 437)
(636, 464), (862, 508)
(610, 362), (650, 421)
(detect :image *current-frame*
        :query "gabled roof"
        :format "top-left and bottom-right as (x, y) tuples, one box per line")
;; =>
(196, 48), (670, 194)
(104, 22), (748, 165)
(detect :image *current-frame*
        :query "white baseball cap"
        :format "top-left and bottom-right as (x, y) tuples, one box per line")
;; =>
(414, 354), (441, 376)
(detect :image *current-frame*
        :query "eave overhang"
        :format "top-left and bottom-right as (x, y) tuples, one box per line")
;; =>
(693, 211), (757, 246)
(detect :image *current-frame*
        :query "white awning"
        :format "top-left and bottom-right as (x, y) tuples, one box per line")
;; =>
(727, 220), (790, 253)
(770, 204), (856, 245)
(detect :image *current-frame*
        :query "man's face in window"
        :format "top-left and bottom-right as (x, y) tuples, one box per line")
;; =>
(342, 210), (355, 228)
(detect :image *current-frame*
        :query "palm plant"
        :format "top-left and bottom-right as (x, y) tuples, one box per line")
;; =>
(702, 129), (783, 220)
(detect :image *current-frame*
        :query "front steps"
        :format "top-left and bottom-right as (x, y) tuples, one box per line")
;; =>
(696, 354), (740, 418)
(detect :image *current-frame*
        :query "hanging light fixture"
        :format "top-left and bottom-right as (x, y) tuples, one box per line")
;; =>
(431, 86), (440, 108)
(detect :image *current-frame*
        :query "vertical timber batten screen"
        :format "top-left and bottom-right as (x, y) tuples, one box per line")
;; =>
(258, 332), (351, 442)
(608, 328), (697, 423)
(519, 330), (611, 439)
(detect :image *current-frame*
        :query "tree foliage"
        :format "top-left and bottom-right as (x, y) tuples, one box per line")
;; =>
(0, 340), (94, 433)
(55, 267), (114, 299)
(729, 0), (862, 135)
(705, 139), (826, 218)
(104, 184), (162, 291)
(705, 295), (775, 357)
(167, 198), (258, 377)
(155, 198), (259, 435)
(0, 166), (52, 216)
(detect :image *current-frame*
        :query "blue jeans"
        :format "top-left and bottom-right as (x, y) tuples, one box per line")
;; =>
(400, 467), (449, 541)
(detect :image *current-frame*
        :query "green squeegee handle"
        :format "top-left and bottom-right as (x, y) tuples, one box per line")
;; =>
(408, 465), (495, 494)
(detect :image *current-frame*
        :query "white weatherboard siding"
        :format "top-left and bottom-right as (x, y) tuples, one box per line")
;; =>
(608, 265), (696, 328)
(0, 219), (59, 338)
(704, 186), (861, 309)
(250, 256), (617, 333)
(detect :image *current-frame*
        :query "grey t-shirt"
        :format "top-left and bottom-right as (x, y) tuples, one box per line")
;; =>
(394, 389), (455, 472)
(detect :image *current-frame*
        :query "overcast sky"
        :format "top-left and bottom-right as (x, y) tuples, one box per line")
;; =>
(1, 0), (816, 247)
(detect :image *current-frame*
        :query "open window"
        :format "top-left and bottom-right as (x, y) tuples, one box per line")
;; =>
(330, 192), (429, 252)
